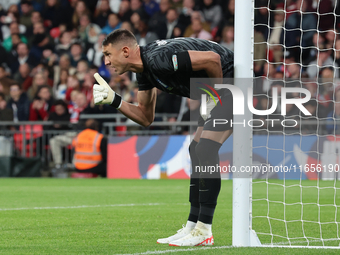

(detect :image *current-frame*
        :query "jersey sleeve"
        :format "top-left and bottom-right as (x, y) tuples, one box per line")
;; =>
(149, 49), (193, 76)
(136, 72), (155, 91)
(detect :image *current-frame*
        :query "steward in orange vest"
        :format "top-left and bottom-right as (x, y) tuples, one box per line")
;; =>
(72, 119), (107, 177)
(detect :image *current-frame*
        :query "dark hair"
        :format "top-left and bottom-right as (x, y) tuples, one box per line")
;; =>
(320, 66), (334, 74)
(21, 0), (32, 6)
(0, 92), (5, 100)
(71, 42), (82, 49)
(54, 99), (68, 112)
(102, 29), (137, 47)
(167, 7), (177, 14)
(34, 85), (50, 99)
(90, 64), (99, 70)
(85, 119), (99, 131)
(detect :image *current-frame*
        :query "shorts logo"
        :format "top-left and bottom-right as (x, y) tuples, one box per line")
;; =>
(172, 55), (178, 71)
(198, 82), (222, 106)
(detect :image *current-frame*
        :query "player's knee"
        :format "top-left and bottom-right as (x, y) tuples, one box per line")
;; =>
(189, 140), (198, 158)
(195, 138), (221, 163)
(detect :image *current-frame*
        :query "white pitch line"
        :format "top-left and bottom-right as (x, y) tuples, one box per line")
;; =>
(117, 244), (340, 255)
(116, 246), (234, 255)
(0, 203), (188, 211)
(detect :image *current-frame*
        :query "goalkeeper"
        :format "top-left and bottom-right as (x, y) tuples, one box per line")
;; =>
(93, 29), (234, 247)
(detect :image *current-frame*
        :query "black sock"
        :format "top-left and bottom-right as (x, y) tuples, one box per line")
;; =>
(188, 140), (200, 223)
(188, 205), (200, 223)
(195, 138), (222, 224)
(198, 178), (221, 224)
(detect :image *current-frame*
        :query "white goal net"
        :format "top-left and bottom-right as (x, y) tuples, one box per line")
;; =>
(250, 0), (340, 247)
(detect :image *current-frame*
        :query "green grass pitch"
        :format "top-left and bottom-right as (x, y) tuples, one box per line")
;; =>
(0, 178), (339, 254)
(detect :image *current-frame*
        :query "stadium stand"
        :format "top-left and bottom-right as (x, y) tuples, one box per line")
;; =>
(0, 0), (339, 175)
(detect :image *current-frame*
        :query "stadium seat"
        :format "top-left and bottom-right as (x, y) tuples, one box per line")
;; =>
(13, 125), (43, 157)
(116, 126), (127, 136)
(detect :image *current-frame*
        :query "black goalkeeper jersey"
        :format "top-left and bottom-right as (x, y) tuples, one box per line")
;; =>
(137, 37), (234, 99)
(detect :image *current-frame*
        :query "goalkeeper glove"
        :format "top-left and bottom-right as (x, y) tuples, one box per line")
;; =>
(93, 73), (122, 109)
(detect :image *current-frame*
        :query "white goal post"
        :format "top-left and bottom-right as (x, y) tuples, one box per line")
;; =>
(233, 0), (340, 249)
(233, 0), (259, 247)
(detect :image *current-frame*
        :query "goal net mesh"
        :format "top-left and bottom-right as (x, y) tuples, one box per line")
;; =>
(251, 0), (340, 247)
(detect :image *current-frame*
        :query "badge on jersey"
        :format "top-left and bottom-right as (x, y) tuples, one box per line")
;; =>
(172, 54), (178, 71)
(156, 40), (167, 46)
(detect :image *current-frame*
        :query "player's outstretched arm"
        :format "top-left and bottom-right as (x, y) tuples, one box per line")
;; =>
(93, 73), (157, 127)
(119, 88), (157, 127)
(188, 51), (223, 79)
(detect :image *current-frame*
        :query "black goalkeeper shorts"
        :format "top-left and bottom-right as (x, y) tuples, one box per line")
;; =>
(197, 92), (233, 131)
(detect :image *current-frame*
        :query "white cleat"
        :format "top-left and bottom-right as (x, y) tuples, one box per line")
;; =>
(157, 224), (194, 244)
(168, 228), (214, 247)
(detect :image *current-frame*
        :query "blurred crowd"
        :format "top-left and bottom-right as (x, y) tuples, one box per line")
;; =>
(0, 0), (339, 134)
